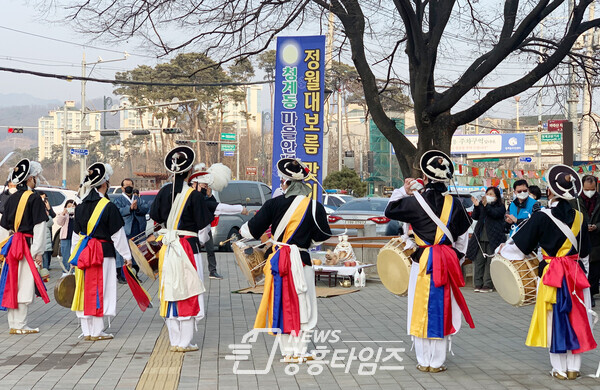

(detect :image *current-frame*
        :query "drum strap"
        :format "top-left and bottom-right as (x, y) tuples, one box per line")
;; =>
(272, 195), (306, 243)
(541, 209), (580, 252)
(414, 192), (454, 244)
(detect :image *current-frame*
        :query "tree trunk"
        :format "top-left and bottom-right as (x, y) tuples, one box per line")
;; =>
(410, 112), (455, 177)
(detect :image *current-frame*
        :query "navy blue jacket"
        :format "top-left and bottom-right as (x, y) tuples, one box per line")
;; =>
(111, 193), (149, 238)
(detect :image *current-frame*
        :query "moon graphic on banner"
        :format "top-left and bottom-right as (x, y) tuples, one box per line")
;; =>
(280, 42), (300, 65)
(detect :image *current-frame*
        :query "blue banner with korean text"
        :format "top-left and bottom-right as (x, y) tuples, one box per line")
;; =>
(272, 35), (325, 202)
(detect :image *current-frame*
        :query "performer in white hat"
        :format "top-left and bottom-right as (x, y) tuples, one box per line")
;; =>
(385, 150), (475, 373)
(69, 162), (135, 341)
(189, 163), (249, 279)
(499, 165), (596, 380)
(240, 158), (331, 362)
(0, 159), (50, 334)
(149, 146), (214, 352)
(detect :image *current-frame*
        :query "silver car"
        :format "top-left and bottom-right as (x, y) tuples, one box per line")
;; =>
(328, 197), (392, 236)
(212, 180), (272, 251)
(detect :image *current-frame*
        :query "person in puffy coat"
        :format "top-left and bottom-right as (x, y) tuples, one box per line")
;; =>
(466, 187), (506, 292)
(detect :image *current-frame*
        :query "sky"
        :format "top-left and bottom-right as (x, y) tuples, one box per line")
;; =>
(0, 1), (594, 122)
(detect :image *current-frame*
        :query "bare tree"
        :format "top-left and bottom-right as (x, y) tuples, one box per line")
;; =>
(57, 0), (600, 175)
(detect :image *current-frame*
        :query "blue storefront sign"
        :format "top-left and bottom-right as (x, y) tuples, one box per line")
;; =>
(271, 35), (325, 201)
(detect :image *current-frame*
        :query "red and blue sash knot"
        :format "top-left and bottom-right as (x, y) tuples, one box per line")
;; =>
(0, 232), (50, 310)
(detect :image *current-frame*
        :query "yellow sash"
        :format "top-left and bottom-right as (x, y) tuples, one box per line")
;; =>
(254, 196), (312, 331)
(0, 191), (33, 261)
(526, 210), (582, 348)
(71, 197), (111, 312)
(411, 194), (453, 338)
(158, 188), (194, 317)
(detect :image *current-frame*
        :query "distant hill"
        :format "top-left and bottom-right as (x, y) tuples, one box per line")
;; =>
(0, 93), (61, 108)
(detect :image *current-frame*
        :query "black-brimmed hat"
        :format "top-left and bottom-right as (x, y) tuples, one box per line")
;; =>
(165, 146), (195, 175)
(10, 159), (43, 185)
(82, 162), (113, 188)
(546, 164), (582, 200)
(277, 158), (310, 181)
(419, 150), (454, 182)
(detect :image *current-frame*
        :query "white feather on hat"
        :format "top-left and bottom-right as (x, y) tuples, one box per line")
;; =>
(207, 163), (231, 192)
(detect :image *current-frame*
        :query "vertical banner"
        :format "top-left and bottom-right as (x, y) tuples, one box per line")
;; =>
(272, 35), (325, 202)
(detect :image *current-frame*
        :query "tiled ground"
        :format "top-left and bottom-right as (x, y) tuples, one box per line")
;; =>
(1, 253), (600, 389)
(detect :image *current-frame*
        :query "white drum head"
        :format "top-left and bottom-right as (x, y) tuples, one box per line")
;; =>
(490, 257), (524, 306)
(377, 246), (411, 295)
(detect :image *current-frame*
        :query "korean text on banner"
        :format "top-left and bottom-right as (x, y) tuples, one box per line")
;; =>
(271, 36), (325, 202)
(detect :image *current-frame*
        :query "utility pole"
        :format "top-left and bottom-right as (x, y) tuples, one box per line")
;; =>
(323, 11), (334, 179)
(537, 22), (544, 170)
(537, 93), (543, 170)
(62, 103), (67, 188)
(514, 96), (521, 130)
(337, 84), (343, 171)
(567, 0), (580, 161)
(81, 52), (87, 181)
(581, 2), (595, 161)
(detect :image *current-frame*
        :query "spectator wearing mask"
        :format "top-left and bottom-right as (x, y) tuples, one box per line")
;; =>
(571, 175), (600, 307)
(38, 191), (56, 271)
(55, 199), (77, 271)
(112, 178), (149, 283)
(467, 187), (506, 292)
(505, 179), (540, 237)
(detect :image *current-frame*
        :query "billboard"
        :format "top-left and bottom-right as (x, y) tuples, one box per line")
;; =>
(272, 36), (325, 201)
(405, 133), (525, 154)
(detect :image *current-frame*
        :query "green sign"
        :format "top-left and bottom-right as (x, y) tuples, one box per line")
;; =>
(221, 133), (236, 141)
(221, 144), (236, 151)
(541, 133), (562, 142)
(472, 158), (499, 162)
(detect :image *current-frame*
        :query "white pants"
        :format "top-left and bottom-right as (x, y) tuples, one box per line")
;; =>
(7, 258), (36, 329)
(414, 337), (448, 369)
(8, 303), (29, 329)
(166, 318), (195, 348)
(75, 257), (117, 335)
(80, 316), (106, 337)
(546, 287), (591, 375)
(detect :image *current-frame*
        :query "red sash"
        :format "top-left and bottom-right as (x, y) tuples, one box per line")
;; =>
(173, 237), (201, 317)
(278, 246), (301, 334)
(430, 245), (475, 333)
(2, 232), (50, 309)
(77, 238), (105, 316)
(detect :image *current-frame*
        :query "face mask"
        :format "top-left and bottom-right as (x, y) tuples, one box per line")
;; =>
(67, 207), (75, 214)
(516, 191), (529, 200)
(485, 195), (496, 203)
(124, 186), (134, 194)
(584, 190), (596, 198)
(200, 187), (207, 196)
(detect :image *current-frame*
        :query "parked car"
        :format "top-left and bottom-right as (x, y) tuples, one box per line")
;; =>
(323, 193), (355, 210)
(212, 180), (272, 251)
(328, 197), (392, 236)
(0, 185), (79, 238)
(107, 186), (122, 195)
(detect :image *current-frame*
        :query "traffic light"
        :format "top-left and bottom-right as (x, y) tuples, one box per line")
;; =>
(175, 140), (190, 145)
(8, 127), (23, 134)
(131, 130), (151, 136)
(100, 131), (120, 136)
(206, 141), (218, 146)
(163, 128), (183, 134)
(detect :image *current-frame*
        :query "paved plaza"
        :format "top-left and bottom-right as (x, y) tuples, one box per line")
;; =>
(0, 253), (600, 389)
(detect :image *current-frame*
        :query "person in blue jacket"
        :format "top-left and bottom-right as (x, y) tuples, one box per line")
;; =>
(505, 179), (540, 237)
(112, 178), (149, 282)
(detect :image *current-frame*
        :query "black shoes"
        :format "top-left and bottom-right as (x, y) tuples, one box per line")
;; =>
(209, 272), (223, 280)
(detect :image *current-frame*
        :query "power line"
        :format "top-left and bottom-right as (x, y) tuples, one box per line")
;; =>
(0, 65), (271, 87)
(0, 25), (157, 60)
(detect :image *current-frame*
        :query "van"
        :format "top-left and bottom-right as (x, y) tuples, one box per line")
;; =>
(212, 180), (272, 251)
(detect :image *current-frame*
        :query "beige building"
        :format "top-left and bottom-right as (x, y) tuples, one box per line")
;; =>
(38, 101), (102, 161)
(222, 85), (263, 139)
